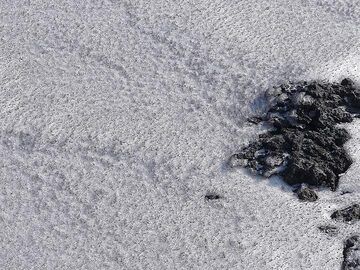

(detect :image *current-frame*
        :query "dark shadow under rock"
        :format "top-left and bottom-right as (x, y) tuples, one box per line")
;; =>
(247, 116), (263, 124)
(343, 235), (360, 270)
(331, 204), (360, 223)
(230, 78), (358, 191)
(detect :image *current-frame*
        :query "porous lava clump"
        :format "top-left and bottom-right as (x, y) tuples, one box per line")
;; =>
(342, 235), (360, 270)
(331, 204), (360, 223)
(295, 185), (318, 202)
(230, 78), (360, 191)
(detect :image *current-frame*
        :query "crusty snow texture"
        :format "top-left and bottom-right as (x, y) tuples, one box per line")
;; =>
(1, 1), (360, 269)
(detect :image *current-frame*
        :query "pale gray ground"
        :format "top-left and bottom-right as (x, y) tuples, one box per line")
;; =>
(1, 0), (360, 269)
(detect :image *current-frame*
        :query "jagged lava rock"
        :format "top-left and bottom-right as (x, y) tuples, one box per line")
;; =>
(331, 204), (360, 223)
(295, 185), (318, 202)
(231, 78), (358, 190)
(343, 235), (360, 270)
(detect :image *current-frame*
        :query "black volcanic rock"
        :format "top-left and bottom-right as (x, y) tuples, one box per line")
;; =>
(343, 235), (360, 270)
(341, 78), (355, 87)
(295, 185), (318, 202)
(331, 204), (360, 223)
(205, 193), (221, 200)
(318, 225), (339, 236)
(230, 78), (358, 190)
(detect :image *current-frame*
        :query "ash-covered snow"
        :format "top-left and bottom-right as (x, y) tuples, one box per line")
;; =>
(1, 0), (360, 269)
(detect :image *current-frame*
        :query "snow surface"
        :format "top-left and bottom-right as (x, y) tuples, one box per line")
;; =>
(1, 0), (360, 269)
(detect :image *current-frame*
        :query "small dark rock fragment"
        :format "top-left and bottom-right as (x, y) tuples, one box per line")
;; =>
(295, 185), (318, 202)
(341, 78), (355, 88)
(318, 225), (339, 236)
(343, 235), (360, 270)
(247, 116), (263, 124)
(331, 204), (360, 223)
(205, 193), (221, 200)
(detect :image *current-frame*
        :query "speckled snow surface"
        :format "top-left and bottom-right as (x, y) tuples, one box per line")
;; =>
(1, 1), (360, 269)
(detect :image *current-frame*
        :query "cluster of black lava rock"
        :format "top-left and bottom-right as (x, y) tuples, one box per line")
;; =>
(229, 78), (360, 194)
(228, 78), (360, 269)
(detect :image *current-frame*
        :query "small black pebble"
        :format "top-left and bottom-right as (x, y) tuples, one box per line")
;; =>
(205, 193), (221, 200)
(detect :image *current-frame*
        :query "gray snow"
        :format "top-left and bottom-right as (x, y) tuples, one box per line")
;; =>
(1, 0), (360, 269)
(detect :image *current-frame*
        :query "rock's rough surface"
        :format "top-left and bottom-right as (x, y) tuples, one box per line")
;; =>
(318, 225), (339, 236)
(343, 235), (360, 270)
(295, 185), (318, 202)
(331, 204), (360, 223)
(230, 79), (359, 190)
